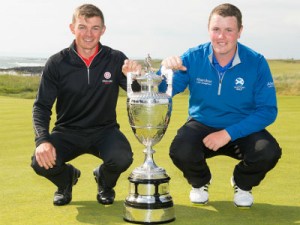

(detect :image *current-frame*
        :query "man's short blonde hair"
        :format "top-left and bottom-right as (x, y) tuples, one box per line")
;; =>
(72, 4), (105, 25)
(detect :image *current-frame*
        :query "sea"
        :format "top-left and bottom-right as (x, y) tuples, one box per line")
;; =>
(0, 56), (47, 69)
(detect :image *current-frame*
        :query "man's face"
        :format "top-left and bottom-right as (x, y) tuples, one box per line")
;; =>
(208, 14), (242, 57)
(70, 15), (106, 55)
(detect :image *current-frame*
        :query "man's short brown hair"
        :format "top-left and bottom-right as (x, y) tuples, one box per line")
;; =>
(72, 4), (105, 25)
(209, 3), (242, 30)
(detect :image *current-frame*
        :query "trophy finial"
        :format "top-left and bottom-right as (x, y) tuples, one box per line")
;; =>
(144, 53), (153, 73)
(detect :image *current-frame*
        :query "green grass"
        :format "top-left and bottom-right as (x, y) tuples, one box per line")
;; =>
(0, 75), (40, 99)
(268, 60), (300, 96)
(0, 95), (299, 225)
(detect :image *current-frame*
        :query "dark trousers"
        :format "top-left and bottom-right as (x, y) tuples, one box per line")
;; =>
(31, 124), (133, 189)
(169, 119), (282, 191)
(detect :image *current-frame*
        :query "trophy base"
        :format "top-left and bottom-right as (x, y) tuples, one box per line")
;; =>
(123, 175), (175, 224)
(124, 202), (175, 224)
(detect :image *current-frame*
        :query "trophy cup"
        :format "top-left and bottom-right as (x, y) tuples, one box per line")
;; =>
(123, 55), (175, 224)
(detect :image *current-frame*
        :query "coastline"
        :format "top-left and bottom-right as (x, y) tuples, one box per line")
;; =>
(0, 56), (47, 76)
(0, 66), (44, 76)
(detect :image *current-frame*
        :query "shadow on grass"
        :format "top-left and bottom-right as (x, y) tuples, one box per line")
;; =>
(71, 200), (300, 225)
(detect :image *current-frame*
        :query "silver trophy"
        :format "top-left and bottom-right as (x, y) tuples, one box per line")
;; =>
(123, 55), (175, 224)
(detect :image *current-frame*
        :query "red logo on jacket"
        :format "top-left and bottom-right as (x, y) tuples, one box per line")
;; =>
(104, 72), (111, 79)
(102, 72), (113, 84)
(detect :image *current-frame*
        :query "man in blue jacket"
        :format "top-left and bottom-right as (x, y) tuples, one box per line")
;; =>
(161, 3), (281, 208)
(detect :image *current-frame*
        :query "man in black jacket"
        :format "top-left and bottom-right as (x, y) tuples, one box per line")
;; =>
(31, 4), (140, 206)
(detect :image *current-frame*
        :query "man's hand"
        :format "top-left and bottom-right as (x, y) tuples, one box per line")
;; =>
(161, 56), (187, 71)
(35, 142), (56, 169)
(203, 129), (231, 151)
(122, 59), (142, 75)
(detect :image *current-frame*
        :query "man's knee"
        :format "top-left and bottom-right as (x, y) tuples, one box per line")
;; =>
(31, 156), (45, 175)
(249, 138), (282, 171)
(118, 155), (133, 171)
(170, 140), (184, 162)
(169, 138), (203, 164)
(264, 142), (282, 169)
(261, 135), (281, 155)
(107, 152), (133, 172)
(31, 155), (64, 177)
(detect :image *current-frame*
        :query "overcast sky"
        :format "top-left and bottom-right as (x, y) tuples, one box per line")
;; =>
(1, 0), (299, 59)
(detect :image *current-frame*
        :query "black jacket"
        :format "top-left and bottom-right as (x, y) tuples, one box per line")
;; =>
(33, 42), (130, 147)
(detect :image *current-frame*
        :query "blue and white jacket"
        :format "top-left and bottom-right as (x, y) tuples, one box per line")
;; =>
(162, 42), (277, 141)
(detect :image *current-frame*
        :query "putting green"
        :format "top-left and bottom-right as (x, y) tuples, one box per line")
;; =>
(0, 95), (299, 225)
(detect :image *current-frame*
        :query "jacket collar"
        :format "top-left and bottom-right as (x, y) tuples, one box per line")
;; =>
(208, 42), (241, 68)
(69, 40), (102, 54)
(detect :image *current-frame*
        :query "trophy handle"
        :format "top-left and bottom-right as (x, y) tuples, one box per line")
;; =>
(161, 66), (173, 97)
(127, 72), (136, 97)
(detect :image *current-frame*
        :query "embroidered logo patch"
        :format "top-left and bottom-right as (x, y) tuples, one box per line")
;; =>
(102, 72), (113, 84)
(267, 82), (275, 88)
(104, 72), (111, 79)
(234, 77), (245, 91)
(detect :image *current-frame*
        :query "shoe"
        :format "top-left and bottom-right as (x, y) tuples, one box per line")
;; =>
(93, 167), (115, 205)
(53, 165), (81, 206)
(189, 182), (210, 204)
(231, 177), (253, 208)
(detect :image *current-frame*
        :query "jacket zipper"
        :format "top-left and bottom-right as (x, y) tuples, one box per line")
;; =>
(72, 48), (102, 85)
(217, 71), (225, 95)
(87, 67), (90, 84)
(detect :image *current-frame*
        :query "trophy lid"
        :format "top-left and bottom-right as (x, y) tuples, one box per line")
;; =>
(135, 54), (162, 87)
(135, 72), (162, 86)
